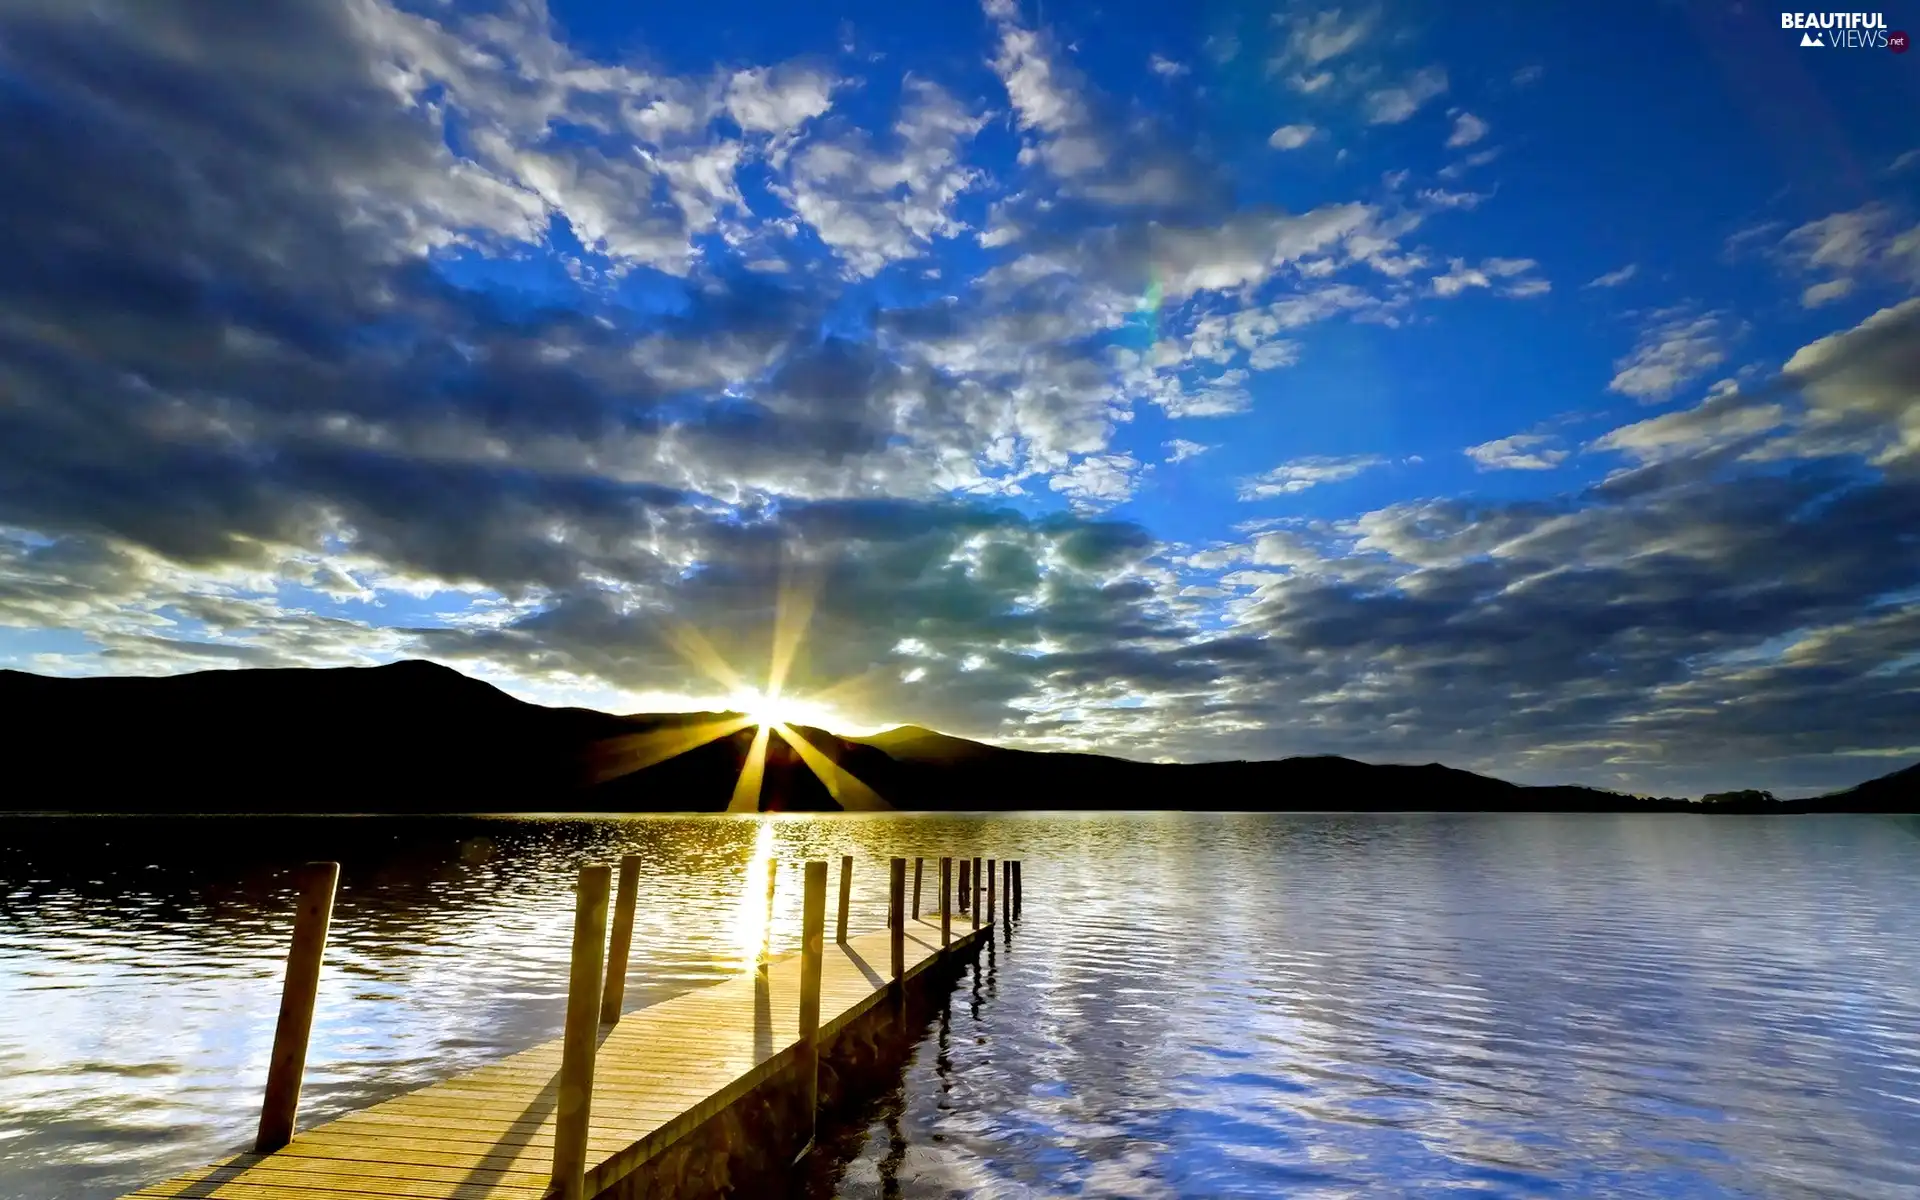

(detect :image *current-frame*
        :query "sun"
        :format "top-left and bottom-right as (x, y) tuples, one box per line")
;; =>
(731, 688), (792, 729)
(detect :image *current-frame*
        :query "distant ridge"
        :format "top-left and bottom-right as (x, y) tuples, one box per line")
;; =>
(0, 662), (1910, 814)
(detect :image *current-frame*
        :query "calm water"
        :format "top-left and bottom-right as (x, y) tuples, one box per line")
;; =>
(2, 812), (1918, 1199)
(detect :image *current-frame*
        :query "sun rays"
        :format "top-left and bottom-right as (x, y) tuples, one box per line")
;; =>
(587, 557), (893, 813)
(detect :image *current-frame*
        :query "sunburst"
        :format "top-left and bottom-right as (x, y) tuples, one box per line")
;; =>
(586, 554), (892, 814)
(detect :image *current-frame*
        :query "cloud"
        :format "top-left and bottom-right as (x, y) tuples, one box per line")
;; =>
(1775, 297), (1920, 466)
(1586, 264), (1638, 288)
(984, 0), (1217, 208)
(1279, 7), (1379, 68)
(1589, 387), (1788, 465)
(1512, 64), (1544, 87)
(1732, 201), (1920, 308)
(1238, 455), (1388, 499)
(776, 79), (987, 277)
(1465, 434), (1569, 471)
(724, 64), (838, 134)
(1608, 311), (1733, 402)
(1049, 454), (1148, 510)
(1163, 439), (1212, 463)
(1445, 111), (1489, 148)
(1364, 67), (1448, 125)
(1268, 123), (1320, 151)
(1431, 256), (1547, 298)
(1148, 53), (1189, 78)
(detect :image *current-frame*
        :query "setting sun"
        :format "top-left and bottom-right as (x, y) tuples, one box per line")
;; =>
(727, 687), (844, 733)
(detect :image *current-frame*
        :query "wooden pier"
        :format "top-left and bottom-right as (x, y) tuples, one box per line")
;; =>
(120, 853), (1021, 1200)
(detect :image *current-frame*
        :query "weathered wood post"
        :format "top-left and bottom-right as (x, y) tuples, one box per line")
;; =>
(939, 856), (952, 949)
(971, 856), (983, 930)
(553, 864), (612, 1200)
(797, 860), (827, 1156)
(836, 854), (853, 943)
(1002, 859), (1012, 925)
(254, 861), (340, 1154)
(911, 856), (923, 919)
(888, 857), (906, 981)
(600, 854), (641, 1024)
(1012, 860), (1023, 916)
(957, 858), (969, 912)
(986, 857), (995, 922)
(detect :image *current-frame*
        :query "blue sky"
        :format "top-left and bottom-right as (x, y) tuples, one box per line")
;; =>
(0, 0), (1916, 796)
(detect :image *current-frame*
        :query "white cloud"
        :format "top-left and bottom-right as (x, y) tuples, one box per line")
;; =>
(1589, 389), (1787, 464)
(725, 65), (838, 134)
(1802, 278), (1855, 307)
(1431, 256), (1544, 298)
(1512, 64), (1544, 87)
(1446, 111), (1489, 148)
(1268, 123), (1320, 150)
(1238, 454), (1387, 499)
(1586, 263), (1638, 288)
(1437, 147), (1501, 180)
(1608, 311), (1733, 402)
(1282, 8), (1379, 67)
(777, 79), (987, 277)
(1364, 67), (1447, 125)
(1774, 202), (1920, 305)
(1049, 453), (1146, 508)
(1164, 439), (1212, 463)
(1149, 53), (1189, 78)
(1465, 433), (1568, 471)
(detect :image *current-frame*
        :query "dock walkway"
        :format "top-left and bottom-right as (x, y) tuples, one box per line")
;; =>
(121, 855), (1016, 1200)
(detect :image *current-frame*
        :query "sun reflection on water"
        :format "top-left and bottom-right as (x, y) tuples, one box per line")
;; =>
(729, 819), (779, 966)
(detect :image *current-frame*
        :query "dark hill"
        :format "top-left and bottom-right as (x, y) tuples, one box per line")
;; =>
(0, 662), (1909, 813)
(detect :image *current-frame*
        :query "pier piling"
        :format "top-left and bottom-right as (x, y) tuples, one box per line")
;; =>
(253, 860), (339, 1155)
(836, 855), (853, 943)
(553, 863), (612, 1200)
(889, 856), (906, 981)
(940, 856), (952, 949)
(911, 856), (923, 918)
(971, 856), (982, 930)
(797, 860), (827, 1158)
(600, 854), (641, 1024)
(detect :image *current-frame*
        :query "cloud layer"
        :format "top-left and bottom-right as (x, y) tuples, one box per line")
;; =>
(0, 0), (1915, 797)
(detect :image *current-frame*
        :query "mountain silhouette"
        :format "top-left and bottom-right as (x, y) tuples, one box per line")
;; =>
(0, 662), (1909, 813)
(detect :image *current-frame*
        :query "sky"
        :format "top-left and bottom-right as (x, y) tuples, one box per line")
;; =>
(0, 0), (1916, 798)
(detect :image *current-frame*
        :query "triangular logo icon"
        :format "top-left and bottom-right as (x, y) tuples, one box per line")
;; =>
(1800, 30), (1823, 46)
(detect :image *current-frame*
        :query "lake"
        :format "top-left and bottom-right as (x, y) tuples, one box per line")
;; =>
(2, 812), (1917, 1199)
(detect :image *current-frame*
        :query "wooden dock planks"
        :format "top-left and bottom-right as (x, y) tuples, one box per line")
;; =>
(123, 913), (987, 1200)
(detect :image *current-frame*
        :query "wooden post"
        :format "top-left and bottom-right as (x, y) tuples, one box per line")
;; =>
(552, 864), (612, 1200)
(939, 857), (952, 949)
(599, 854), (641, 1024)
(911, 857), (923, 919)
(957, 858), (970, 912)
(797, 860), (827, 1156)
(888, 857), (906, 981)
(986, 858), (995, 922)
(1012, 860), (1022, 916)
(254, 861), (339, 1154)
(1002, 859), (1012, 925)
(971, 856), (982, 930)
(836, 854), (853, 943)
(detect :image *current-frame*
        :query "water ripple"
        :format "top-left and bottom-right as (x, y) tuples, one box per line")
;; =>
(4, 813), (1920, 1199)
